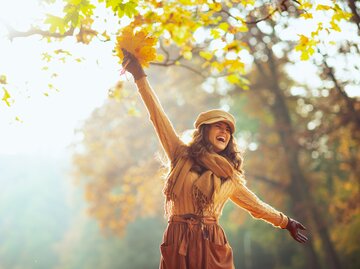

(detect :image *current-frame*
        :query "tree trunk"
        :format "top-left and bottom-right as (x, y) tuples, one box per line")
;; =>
(264, 49), (343, 269)
(347, 0), (360, 31)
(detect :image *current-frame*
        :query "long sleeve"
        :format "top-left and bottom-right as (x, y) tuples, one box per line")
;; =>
(230, 181), (289, 229)
(135, 77), (183, 162)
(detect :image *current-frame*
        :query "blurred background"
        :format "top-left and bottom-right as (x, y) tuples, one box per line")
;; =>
(0, 1), (359, 269)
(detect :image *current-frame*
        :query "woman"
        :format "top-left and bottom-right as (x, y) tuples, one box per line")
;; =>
(122, 49), (308, 269)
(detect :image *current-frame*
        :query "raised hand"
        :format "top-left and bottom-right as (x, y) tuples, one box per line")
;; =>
(121, 48), (146, 81)
(286, 217), (308, 243)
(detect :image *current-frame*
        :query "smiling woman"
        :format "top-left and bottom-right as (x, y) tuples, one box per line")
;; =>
(121, 49), (308, 269)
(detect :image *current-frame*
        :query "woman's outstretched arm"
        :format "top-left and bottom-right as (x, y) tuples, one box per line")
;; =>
(122, 49), (183, 162)
(230, 180), (308, 243)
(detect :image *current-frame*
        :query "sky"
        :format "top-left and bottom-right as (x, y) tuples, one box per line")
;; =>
(0, 0), (359, 156)
(0, 0), (121, 156)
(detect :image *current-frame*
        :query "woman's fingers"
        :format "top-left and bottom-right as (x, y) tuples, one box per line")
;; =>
(293, 230), (308, 243)
(297, 222), (307, 230)
(298, 233), (308, 243)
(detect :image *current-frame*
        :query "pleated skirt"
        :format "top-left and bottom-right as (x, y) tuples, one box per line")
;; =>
(159, 214), (234, 269)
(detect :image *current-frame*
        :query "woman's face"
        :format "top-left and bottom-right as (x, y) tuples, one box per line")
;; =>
(207, 121), (232, 152)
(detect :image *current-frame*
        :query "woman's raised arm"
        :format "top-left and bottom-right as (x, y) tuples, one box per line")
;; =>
(122, 49), (183, 162)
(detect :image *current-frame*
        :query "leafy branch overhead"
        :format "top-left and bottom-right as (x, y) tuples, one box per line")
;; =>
(1, 0), (354, 109)
(6, 1), (353, 79)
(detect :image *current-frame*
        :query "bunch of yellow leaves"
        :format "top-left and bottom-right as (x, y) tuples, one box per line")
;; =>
(115, 25), (157, 67)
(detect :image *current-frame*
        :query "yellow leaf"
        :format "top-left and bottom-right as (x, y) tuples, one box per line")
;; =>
(156, 54), (165, 62)
(224, 59), (245, 73)
(295, 34), (318, 61)
(299, 1), (312, 9)
(332, 7), (353, 21)
(183, 50), (192, 60)
(300, 13), (313, 19)
(209, 2), (222, 12)
(2, 88), (11, 106)
(225, 41), (240, 52)
(211, 61), (224, 72)
(199, 51), (213, 61)
(101, 30), (110, 41)
(15, 116), (23, 123)
(240, 0), (255, 7)
(226, 74), (241, 85)
(330, 20), (341, 32)
(316, 4), (332, 11)
(210, 29), (221, 39)
(115, 25), (158, 67)
(218, 22), (229, 32)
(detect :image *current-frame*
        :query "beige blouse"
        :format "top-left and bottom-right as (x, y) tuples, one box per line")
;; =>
(136, 77), (288, 229)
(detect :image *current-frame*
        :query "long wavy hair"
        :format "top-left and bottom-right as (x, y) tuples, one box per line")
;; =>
(187, 124), (245, 178)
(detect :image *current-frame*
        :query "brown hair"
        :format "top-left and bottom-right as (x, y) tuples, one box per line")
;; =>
(187, 124), (245, 177)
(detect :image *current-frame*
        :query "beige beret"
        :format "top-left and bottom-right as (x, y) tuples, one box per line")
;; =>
(194, 109), (236, 133)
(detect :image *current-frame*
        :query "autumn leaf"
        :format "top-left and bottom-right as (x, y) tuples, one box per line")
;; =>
(300, 12), (313, 19)
(2, 88), (11, 107)
(115, 25), (157, 67)
(15, 116), (23, 123)
(295, 34), (319, 60)
(199, 51), (213, 61)
(316, 4), (332, 11)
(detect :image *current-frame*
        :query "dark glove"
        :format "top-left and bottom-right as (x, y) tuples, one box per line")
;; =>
(286, 217), (308, 243)
(121, 48), (146, 81)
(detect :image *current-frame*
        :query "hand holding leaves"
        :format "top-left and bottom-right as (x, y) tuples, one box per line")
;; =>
(115, 25), (157, 67)
(286, 217), (308, 244)
(122, 49), (146, 81)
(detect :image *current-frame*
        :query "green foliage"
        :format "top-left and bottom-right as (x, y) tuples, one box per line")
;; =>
(99, 0), (139, 18)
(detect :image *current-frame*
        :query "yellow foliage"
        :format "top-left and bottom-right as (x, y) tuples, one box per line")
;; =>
(300, 12), (313, 19)
(295, 34), (319, 60)
(224, 59), (245, 73)
(332, 4), (353, 21)
(199, 51), (213, 61)
(298, 0), (312, 10)
(115, 25), (157, 67)
(2, 88), (11, 107)
(316, 4), (332, 11)
(330, 20), (341, 32)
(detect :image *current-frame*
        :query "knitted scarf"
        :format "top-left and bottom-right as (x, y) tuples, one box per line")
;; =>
(163, 146), (235, 216)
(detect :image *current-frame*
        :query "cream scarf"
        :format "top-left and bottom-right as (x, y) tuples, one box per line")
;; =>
(163, 146), (235, 215)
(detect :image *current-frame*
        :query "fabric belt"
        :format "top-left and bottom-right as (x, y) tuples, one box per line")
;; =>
(168, 214), (218, 256)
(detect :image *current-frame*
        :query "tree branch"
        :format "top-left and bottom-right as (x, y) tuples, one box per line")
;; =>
(151, 61), (207, 78)
(1, 19), (75, 41)
(221, 0), (288, 25)
(323, 57), (360, 128)
(347, 0), (360, 31)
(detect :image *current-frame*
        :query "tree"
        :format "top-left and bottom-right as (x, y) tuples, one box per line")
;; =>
(2, 1), (358, 268)
(1, 0), (353, 108)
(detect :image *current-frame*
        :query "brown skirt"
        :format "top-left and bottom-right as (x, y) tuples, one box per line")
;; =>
(159, 214), (234, 269)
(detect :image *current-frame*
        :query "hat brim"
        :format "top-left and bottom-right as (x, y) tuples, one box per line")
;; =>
(198, 117), (235, 133)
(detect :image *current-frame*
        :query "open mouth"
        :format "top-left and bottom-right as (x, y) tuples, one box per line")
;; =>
(216, 136), (226, 143)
